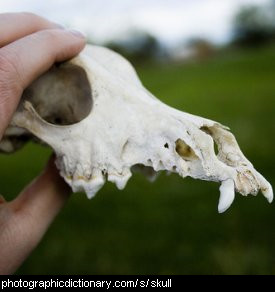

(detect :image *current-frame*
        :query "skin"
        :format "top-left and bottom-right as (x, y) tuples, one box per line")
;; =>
(0, 12), (86, 275)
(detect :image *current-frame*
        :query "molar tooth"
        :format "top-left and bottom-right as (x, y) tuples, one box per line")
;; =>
(108, 169), (132, 190)
(68, 168), (105, 197)
(71, 181), (81, 193)
(84, 168), (92, 180)
(82, 169), (105, 198)
(218, 179), (235, 213)
(85, 177), (105, 199)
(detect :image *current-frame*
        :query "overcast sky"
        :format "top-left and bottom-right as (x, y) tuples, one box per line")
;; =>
(0, 0), (272, 46)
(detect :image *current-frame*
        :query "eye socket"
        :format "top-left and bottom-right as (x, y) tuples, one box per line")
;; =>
(22, 63), (93, 126)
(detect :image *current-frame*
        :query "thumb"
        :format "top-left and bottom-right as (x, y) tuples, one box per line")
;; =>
(13, 155), (71, 229)
(0, 155), (71, 275)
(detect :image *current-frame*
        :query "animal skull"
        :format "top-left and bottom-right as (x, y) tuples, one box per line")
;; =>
(0, 45), (273, 213)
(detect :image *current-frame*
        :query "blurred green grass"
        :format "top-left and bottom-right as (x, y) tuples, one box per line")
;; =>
(0, 45), (274, 275)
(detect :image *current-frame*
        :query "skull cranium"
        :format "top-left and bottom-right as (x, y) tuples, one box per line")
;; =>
(0, 45), (273, 213)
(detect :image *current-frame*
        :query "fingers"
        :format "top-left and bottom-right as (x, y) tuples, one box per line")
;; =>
(0, 12), (62, 47)
(0, 27), (86, 137)
(13, 155), (71, 228)
(0, 13), (81, 275)
(0, 156), (71, 275)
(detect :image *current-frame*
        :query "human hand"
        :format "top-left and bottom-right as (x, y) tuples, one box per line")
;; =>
(0, 12), (86, 275)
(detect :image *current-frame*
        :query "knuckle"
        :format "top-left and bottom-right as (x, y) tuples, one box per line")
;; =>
(36, 28), (61, 43)
(0, 50), (23, 97)
(33, 29), (68, 59)
(20, 12), (43, 22)
(0, 50), (17, 75)
(19, 12), (61, 30)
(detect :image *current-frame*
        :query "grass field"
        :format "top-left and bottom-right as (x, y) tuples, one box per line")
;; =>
(0, 45), (274, 274)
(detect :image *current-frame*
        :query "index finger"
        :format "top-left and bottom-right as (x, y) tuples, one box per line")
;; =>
(0, 12), (62, 47)
(0, 28), (86, 138)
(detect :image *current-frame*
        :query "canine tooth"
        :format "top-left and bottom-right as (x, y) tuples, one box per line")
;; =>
(218, 179), (235, 213)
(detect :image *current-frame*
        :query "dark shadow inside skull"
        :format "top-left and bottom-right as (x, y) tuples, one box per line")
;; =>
(22, 62), (92, 125)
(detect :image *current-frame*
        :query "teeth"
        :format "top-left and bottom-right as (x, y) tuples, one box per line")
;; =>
(85, 176), (105, 198)
(254, 172), (274, 203)
(218, 179), (235, 213)
(108, 170), (132, 190)
(262, 183), (273, 203)
(84, 169), (105, 198)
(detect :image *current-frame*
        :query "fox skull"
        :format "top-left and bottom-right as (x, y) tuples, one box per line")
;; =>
(1, 45), (273, 213)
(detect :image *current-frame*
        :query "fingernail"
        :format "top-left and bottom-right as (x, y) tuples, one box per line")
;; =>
(68, 29), (86, 39)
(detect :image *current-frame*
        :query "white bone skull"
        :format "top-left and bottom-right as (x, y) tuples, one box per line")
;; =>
(0, 45), (273, 213)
